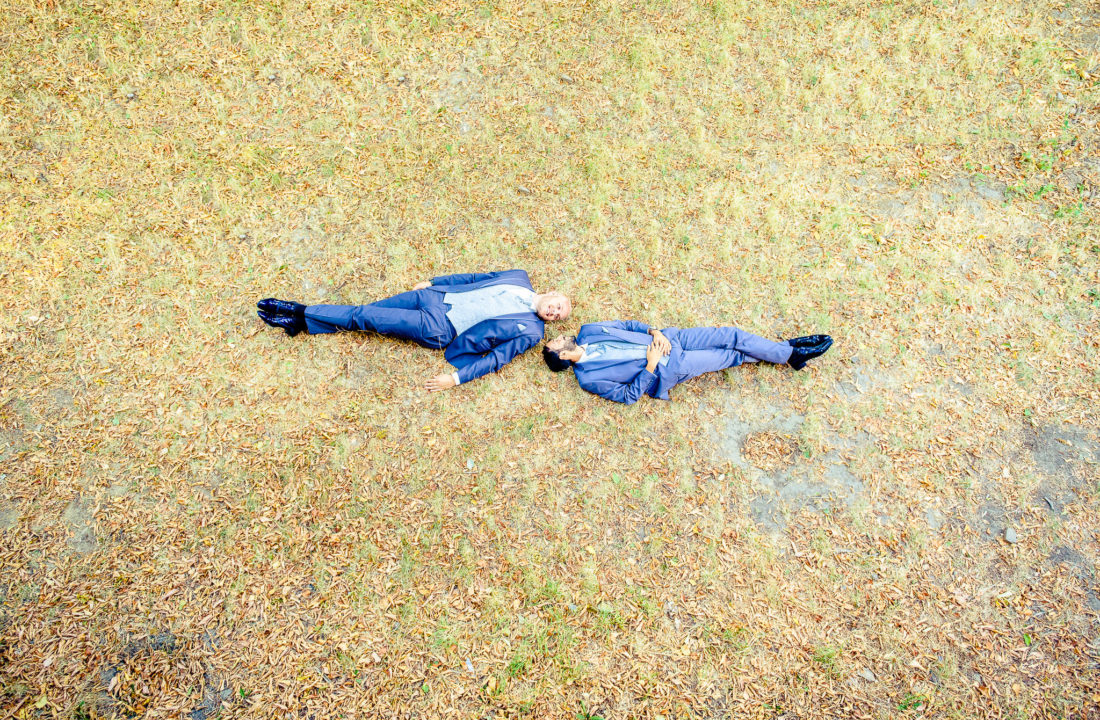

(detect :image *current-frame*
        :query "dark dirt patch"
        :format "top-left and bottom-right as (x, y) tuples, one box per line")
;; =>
(1045, 545), (1100, 613)
(1026, 423), (1100, 478)
(62, 496), (97, 553)
(50, 388), (75, 412)
(749, 496), (787, 534)
(120, 632), (178, 659)
(790, 461), (863, 511)
(0, 506), (18, 531)
(717, 396), (875, 534)
(0, 429), (25, 463)
(188, 676), (234, 720)
(972, 496), (1012, 541)
(1052, 7), (1100, 52)
(741, 431), (798, 472)
(1046, 545), (1094, 576)
(860, 173), (1008, 225)
(835, 366), (897, 401)
(1025, 422), (1100, 512)
(91, 632), (233, 720)
(716, 402), (803, 467)
(748, 459), (866, 535)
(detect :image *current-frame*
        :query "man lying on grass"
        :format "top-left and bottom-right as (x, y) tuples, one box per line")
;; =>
(542, 320), (831, 404)
(258, 270), (571, 391)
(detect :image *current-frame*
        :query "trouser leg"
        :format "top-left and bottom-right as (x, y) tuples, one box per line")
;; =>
(362, 289), (430, 310)
(303, 290), (454, 348)
(672, 326), (792, 364)
(674, 348), (747, 385)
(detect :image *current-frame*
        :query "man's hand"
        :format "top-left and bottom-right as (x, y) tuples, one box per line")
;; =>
(426, 373), (457, 392)
(412, 281), (431, 290)
(649, 329), (672, 355)
(645, 343), (662, 372)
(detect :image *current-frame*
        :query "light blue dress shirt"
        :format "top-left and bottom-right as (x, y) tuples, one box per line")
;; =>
(443, 284), (537, 337)
(578, 340), (669, 367)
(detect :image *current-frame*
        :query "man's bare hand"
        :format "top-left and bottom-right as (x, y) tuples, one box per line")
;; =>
(650, 329), (672, 356)
(645, 343), (662, 372)
(412, 281), (431, 290)
(426, 373), (457, 392)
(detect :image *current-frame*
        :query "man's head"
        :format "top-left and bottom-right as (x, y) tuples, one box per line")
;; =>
(543, 334), (581, 372)
(536, 292), (571, 322)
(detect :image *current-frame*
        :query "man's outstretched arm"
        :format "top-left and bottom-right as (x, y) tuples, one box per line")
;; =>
(429, 271), (513, 286)
(599, 319), (652, 335)
(426, 333), (541, 391)
(412, 271), (504, 291)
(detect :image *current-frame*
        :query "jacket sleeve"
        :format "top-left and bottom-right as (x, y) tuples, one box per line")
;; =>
(430, 271), (504, 286)
(602, 319), (652, 335)
(452, 332), (541, 384)
(577, 369), (658, 405)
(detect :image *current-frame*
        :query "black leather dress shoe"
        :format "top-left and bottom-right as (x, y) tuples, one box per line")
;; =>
(257, 298), (306, 318)
(787, 334), (833, 370)
(787, 334), (830, 349)
(258, 310), (305, 337)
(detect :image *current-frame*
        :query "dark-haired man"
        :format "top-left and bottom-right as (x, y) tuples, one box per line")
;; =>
(258, 270), (570, 391)
(542, 320), (831, 404)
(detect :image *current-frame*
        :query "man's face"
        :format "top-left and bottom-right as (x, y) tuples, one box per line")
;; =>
(537, 293), (571, 322)
(546, 334), (578, 352)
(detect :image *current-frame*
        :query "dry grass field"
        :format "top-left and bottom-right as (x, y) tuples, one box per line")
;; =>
(2, 0), (1099, 717)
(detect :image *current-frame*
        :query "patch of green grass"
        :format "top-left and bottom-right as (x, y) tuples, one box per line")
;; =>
(812, 645), (842, 677)
(575, 701), (606, 720)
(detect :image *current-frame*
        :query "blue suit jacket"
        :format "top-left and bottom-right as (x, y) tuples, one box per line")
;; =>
(427, 270), (546, 384)
(572, 321), (681, 404)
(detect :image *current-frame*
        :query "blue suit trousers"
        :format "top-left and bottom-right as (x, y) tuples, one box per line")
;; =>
(670, 327), (792, 386)
(303, 289), (455, 349)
